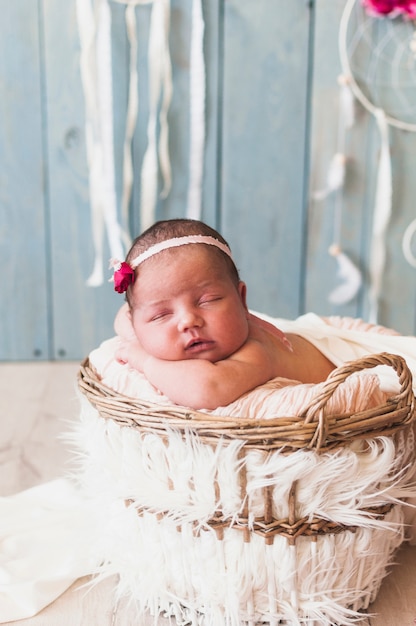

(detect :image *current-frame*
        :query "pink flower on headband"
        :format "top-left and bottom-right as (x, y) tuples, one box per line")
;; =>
(111, 260), (135, 293)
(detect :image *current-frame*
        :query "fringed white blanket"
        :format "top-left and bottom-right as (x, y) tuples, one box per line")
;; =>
(2, 312), (416, 625)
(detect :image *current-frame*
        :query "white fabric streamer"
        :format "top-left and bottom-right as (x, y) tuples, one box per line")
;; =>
(76, 0), (126, 287)
(158, 0), (173, 200)
(368, 109), (392, 324)
(140, 0), (172, 230)
(77, 0), (174, 276)
(78, 0), (210, 265)
(119, 4), (138, 247)
(186, 0), (205, 219)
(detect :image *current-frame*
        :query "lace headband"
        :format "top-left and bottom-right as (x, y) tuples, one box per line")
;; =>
(110, 235), (233, 293)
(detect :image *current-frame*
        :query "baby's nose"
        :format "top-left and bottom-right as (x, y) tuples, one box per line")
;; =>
(178, 309), (203, 331)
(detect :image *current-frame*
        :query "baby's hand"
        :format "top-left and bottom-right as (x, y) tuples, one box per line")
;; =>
(115, 339), (130, 366)
(115, 338), (147, 372)
(114, 303), (136, 340)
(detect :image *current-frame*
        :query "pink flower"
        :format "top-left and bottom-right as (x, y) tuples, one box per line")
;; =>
(113, 261), (135, 294)
(402, 1), (416, 17)
(362, 0), (400, 14)
(362, 0), (416, 16)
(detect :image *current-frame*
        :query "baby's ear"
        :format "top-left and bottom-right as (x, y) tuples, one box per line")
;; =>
(238, 281), (248, 310)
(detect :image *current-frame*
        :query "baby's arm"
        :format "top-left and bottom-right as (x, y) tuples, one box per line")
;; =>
(116, 323), (274, 410)
(139, 348), (273, 410)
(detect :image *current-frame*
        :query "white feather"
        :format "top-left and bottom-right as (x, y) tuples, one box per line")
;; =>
(313, 152), (346, 201)
(328, 246), (362, 305)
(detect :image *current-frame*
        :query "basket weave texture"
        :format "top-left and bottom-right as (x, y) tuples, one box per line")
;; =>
(78, 352), (415, 542)
(78, 351), (415, 452)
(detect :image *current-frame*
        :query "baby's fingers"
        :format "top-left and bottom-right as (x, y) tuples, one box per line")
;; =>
(115, 343), (129, 365)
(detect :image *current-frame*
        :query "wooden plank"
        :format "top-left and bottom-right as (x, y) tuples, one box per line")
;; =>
(220, 0), (312, 319)
(0, 1), (49, 360)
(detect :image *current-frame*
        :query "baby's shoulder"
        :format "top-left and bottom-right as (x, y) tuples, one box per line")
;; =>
(281, 334), (335, 383)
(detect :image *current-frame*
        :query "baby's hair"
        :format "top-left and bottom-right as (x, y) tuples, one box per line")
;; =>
(124, 219), (240, 305)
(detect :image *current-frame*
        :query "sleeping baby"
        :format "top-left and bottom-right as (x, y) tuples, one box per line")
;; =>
(111, 218), (335, 410)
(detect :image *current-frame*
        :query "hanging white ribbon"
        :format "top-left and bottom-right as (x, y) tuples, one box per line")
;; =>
(158, 0), (173, 201)
(76, 0), (126, 286)
(186, 0), (205, 219)
(140, 0), (172, 230)
(402, 217), (416, 268)
(119, 4), (139, 247)
(368, 108), (392, 324)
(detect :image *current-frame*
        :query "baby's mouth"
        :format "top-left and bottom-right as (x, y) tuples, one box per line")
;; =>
(185, 338), (213, 353)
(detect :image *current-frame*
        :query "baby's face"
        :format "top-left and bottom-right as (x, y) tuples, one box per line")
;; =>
(129, 246), (249, 362)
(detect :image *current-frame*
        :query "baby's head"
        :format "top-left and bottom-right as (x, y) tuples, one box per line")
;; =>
(121, 219), (240, 302)
(112, 219), (250, 362)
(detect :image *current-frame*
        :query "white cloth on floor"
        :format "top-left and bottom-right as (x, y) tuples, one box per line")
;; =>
(0, 479), (99, 623)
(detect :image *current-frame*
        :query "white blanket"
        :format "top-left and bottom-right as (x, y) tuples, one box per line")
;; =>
(1, 312), (416, 623)
(0, 480), (99, 622)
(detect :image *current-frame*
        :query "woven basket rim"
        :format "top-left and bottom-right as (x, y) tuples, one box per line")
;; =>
(78, 352), (415, 451)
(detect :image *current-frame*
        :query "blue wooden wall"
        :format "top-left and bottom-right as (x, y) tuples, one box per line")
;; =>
(2, 0), (416, 361)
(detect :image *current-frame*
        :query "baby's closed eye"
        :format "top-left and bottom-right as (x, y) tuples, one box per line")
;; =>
(150, 310), (172, 322)
(199, 295), (223, 306)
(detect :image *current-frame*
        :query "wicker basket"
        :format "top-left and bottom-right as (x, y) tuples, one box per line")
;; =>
(77, 352), (416, 626)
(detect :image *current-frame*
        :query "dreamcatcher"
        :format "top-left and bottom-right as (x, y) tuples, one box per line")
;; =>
(315, 0), (416, 322)
(76, 0), (205, 286)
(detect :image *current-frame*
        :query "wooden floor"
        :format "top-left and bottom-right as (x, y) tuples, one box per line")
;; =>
(1, 361), (416, 625)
